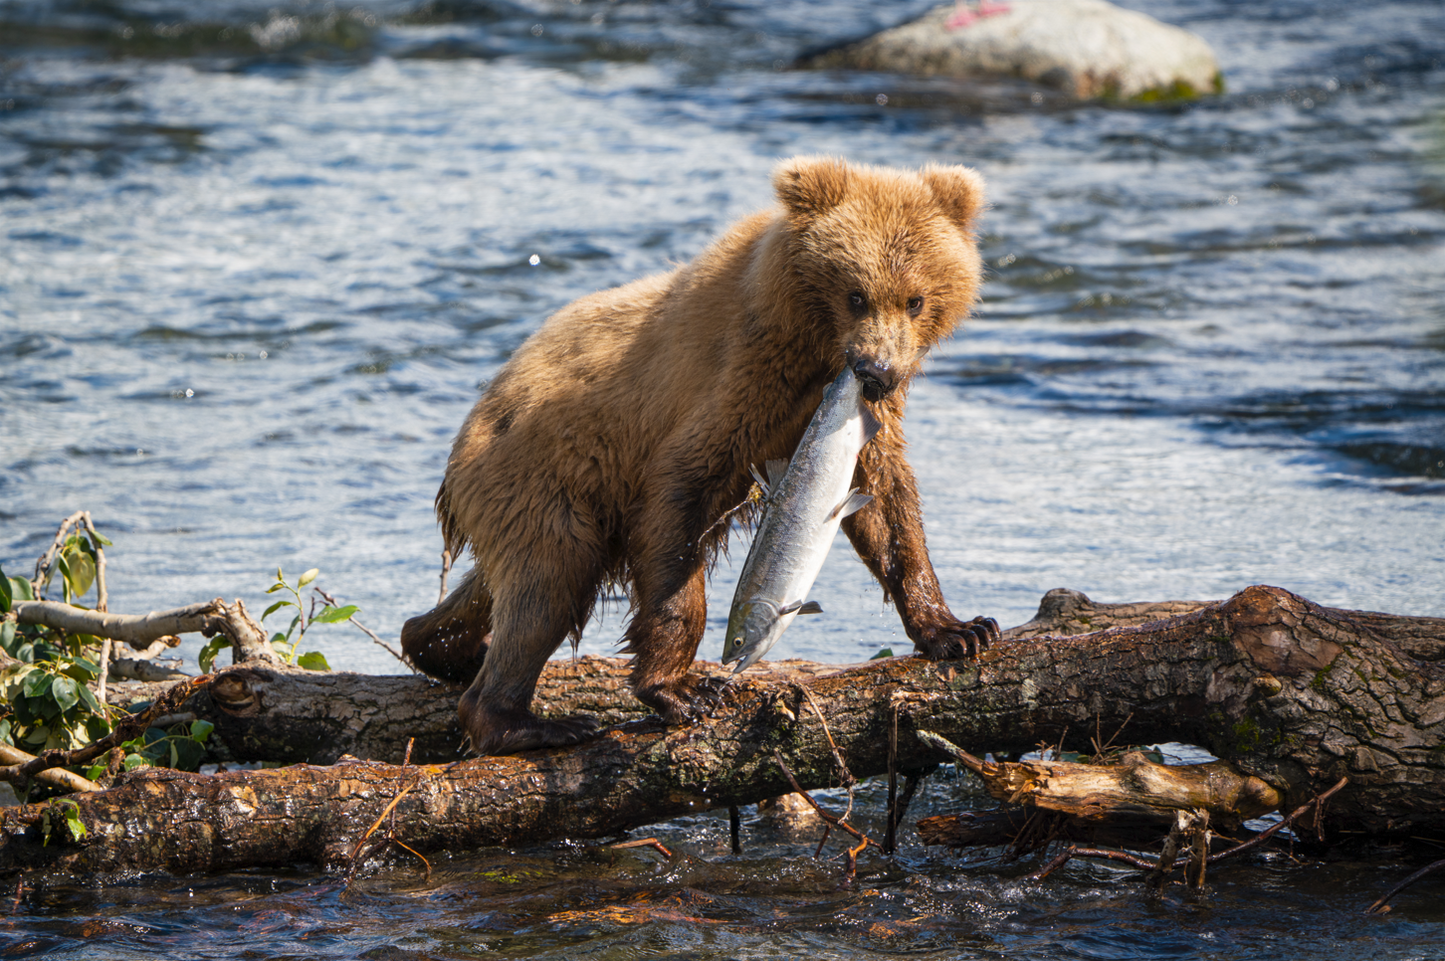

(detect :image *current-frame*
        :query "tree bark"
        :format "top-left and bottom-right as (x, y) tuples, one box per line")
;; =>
(1, 585), (1440, 879)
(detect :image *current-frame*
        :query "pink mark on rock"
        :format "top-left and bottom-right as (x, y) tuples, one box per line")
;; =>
(945, 0), (1012, 30)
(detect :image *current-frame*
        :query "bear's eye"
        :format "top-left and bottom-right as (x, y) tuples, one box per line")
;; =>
(848, 291), (866, 311)
(907, 296), (924, 316)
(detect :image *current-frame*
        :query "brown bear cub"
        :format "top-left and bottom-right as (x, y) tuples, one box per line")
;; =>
(401, 156), (1000, 756)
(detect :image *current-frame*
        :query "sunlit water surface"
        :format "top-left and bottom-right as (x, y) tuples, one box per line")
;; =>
(2, 0), (1443, 955)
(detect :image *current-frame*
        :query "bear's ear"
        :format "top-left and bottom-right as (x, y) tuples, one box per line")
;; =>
(774, 156), (851, 218)
(921, 164), (986, 229)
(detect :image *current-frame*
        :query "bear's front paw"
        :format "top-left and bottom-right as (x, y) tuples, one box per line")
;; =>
(912, 614), (1000, 660)
(636, 674), (731, 725)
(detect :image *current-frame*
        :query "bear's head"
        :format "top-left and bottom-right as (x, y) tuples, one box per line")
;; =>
(773, 156), (986, 402)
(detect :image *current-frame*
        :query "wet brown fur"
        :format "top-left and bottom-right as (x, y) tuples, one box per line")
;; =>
(401, 156), (990, 755)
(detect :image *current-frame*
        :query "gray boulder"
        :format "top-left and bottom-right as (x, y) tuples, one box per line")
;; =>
(805, 0), (1222, 101)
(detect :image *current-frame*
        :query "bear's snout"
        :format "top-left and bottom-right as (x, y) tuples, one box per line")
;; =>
(851, 355), (898, 402)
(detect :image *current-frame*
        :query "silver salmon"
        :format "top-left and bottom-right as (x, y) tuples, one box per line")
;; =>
(721, 368), (880, 674)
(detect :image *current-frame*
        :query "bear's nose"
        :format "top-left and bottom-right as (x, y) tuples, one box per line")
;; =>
(852, 357), (896, 401)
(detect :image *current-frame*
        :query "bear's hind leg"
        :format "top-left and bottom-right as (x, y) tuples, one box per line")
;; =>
(459, 564), (602, 756)
(400, 569), (493, 683)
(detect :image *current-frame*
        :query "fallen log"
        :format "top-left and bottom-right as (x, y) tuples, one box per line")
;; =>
(0, 585), (1439, 878)
(106, 588), (1215, 767)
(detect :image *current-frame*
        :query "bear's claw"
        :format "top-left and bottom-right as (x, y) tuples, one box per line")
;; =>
(914, 614), (1000, 660)
(636, 673), (731, 725)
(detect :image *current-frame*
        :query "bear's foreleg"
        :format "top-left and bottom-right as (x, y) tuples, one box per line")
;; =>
(843, 423), (1000, 658)
(622, 537), (725, 723)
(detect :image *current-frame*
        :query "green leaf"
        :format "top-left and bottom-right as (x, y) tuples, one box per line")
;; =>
(9, 576), (34, 603)
(0, 563), (10, 613)
(88, 530), (113, 547)
(60, 548), (95, 602)
(297, 568), (319, 588)
(265, 583), (286, 594)
(77, 682), (102, 716)
(171, 737), (205, 771)
(262, 599), (294, 620)
(61, 800), (87, 841)
(123, 753), (147, 771)
(86, 762), (106, 781)
(296, 651), (331, 672)
(22, 671), (51, 698)
(311, 604), (358, 624)
(84, 714), (110, 741)
(50, 675), (79, 713)
(869, 648), (894, 660)
(0, 718), (10, 746)
(198, 636), (231, 674)
(63, 660), (97, 684)
(190, 719), (215, 743)
(0, 620), (15, 655)
(55, 552), (73, 602)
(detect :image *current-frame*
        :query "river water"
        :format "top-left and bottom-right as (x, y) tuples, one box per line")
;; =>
(2, 0), (1444, 955)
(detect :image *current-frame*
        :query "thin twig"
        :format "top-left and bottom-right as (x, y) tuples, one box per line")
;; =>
(888, 766), (936, 855)
(1091, 711), (1133, 759)
(1147, 810), (1186, 893)
(437, 548), (453, 607)
(1028, 845), (1158, 880)
(1366, 857), (1445, 915)
(31, 510), (85, 596)
(611, 837), (675, 859)
(885, 703), (899, 855)
(80, 512), (108, 614)
(351, 778), (421, 863)
(772, 750), (878, 881)
(795, 683), (856, 821)
(1207, 777), (1349, 865)
(1031, 847), (1076, 881)
(96, 637), (112, 707)
(392, 839), (432, 883)
(314, 588), (413, 672)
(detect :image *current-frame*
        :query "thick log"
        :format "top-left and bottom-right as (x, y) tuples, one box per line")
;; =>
(107, 589), (1211, 766)
(0, 585), (1440, 878)
(109, 658), (839, 765)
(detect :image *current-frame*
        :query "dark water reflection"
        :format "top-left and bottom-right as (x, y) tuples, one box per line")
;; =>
(7, 780), (1445, 960)
(2, 0), (1444, 954)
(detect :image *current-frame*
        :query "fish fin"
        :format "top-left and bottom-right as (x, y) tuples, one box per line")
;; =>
(797, 600), (824, 615)
(860, 405), (882, 444)
(749, 463), (771, 497)
(777, 599), (803, 616)
(765, 458), (789, 489)
(829, 488), (874, 521)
